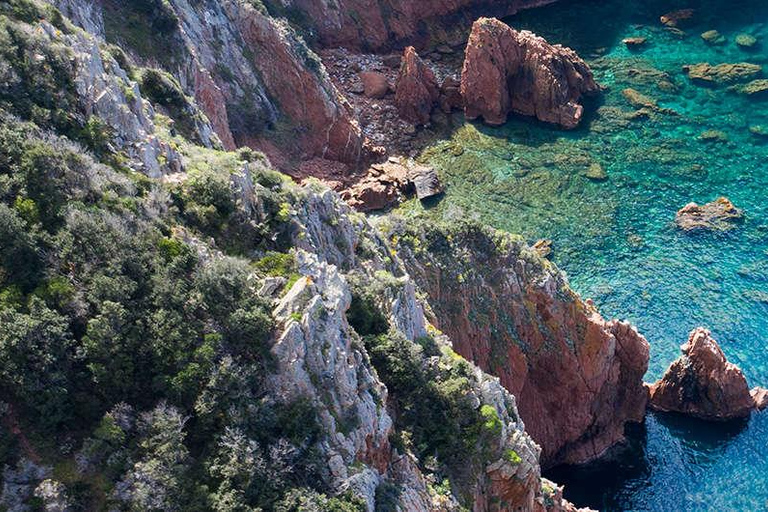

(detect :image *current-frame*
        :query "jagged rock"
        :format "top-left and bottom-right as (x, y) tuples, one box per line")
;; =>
(649, 328), (768, 420)
(684, 62), (763, 85)
(341, 160), (409, 212)
(394, 47), (439, 125)
(407, 164), (443, 200)
(359, 71), (390, 99)
(461, 18), (599, 129)
(675, 197), (743, 231)
(660, 9), (695, 27)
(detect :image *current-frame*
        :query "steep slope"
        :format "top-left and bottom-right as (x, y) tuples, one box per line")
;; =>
(0, 2), (589, 510)
(385, 217), (649, 467)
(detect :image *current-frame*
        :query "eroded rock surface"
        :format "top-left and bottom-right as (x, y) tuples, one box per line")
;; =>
(675, 197), (743, 231)
(395, 47), (440, 125)
(461, 18), (599, 128)
(389, 220), (650, 467)
(649, 328), (768, 420)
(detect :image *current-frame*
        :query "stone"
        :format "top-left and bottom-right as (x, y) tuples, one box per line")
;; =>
(736, 34), (758, 49)
(341, 160), (409, 211)
(623, 37), (647, 48)
(394, 47), (439, 125)
(359, 71), (390, 99)
(407, 164), (443, 200)
(649, 328), (766, 420)
(683, 62), (763, 85)
(584, 162), (608, 181)
(701, 30), (725, 45)
(750, 125), (768, 137)
(532, 239), (553, 258)
(461, 18), (600, 129)
(675, 197), (744, 231)
(621, 88), (677, 115)
(660, 9), (695, 27)
(698, 130), (728, 142)
(381, 53), (402, 68)
(731, 79), (768, 97)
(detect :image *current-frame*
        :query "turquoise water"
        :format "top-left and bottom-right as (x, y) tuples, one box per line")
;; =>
(412, 0), (768, 509)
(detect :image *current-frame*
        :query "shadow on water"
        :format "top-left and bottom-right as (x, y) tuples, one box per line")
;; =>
(545, 411), (749, 511)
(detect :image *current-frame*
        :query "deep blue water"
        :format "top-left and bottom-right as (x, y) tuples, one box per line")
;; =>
(407, 0), (768, 509)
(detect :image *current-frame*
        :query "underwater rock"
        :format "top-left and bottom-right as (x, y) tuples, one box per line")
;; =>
(660, 9), (695, 28)
(731, 79), (768, 97)
(584, 162), (608, 181)
(698, 130), (729, 143)
(359, 71), (390, 99)
(683, 62), (763, 85)
(623, 37), (647, 48)
(750, 125), (768, 138)
(621, 88), (676, 115)
(394, 47), (439, 125)
(461, 17), (599, 129)
(736, 34), (758, 49)
(701, 30), (726, 45)
(649, 328), (768, 420)
(675, 197), (744, 231)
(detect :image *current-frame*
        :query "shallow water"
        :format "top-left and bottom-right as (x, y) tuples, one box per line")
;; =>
(408, 0), (768, 509)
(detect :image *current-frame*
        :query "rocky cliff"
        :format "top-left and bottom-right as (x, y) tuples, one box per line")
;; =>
(384, 218), (649, 467)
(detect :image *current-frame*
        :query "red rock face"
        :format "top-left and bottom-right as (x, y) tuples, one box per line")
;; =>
(394, 47), (440, 125)
(232, 4), (363, 165)
(193, 68), (236, 150)
(649, 328), (767, 420)
(281, 0), (558, 50)
(394, 226), (649, 467)
(461, 18), (599, 128)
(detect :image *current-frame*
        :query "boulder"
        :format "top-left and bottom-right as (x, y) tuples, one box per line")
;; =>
(394, 47), (439, 125)
(701, 30), (725, 45)
(736, 34), (758, 49)
(675, 197), (743, 231)
(660, 9), (695, 27)
(683, 62), (762, 85)
(407, 164), (443, 200)
(623, 37), (647, 48)
(359, 71), (390, 99)
(649, 328), (768, 420)
(341, 159), (409, 211)
(731, 79), (768, 97)
(461, 18), (599, 129)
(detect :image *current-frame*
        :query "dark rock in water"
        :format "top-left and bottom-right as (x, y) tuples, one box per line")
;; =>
(407, 164), (443, 200)
(731, 79), (768, 97)
(660, 9), (695, 27)
(461, 17), (599, 129)
(698, 130), (728, 143)
(649, 328), (768, 420)
(675, 197), (743, 231)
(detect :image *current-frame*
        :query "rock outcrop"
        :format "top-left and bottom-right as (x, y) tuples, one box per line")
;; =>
(394, 47), (440, 125)
(388, 220), (650, 467)
(461, 18), (599, 129)
(649, 328), (768, 420)
(675, 197), (743, 231)
(684, 62), (762, 85)
(341, 158), (443, 211)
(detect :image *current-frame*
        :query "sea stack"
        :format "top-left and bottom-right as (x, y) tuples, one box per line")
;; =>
(461, 17), (600, 128)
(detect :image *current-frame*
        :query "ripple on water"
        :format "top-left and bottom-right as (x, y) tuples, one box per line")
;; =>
(404, 0), (768, 508)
